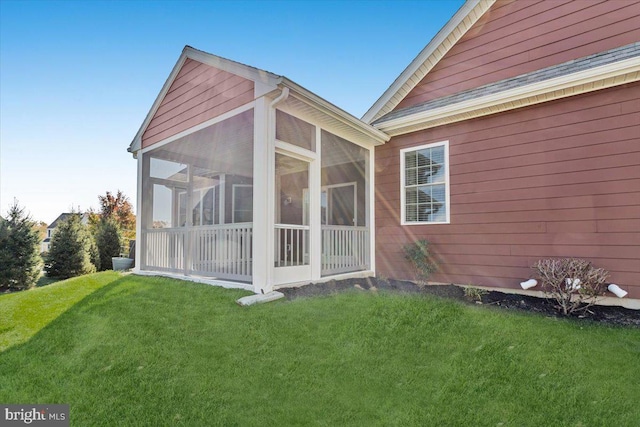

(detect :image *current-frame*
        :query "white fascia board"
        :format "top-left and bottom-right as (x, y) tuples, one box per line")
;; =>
(183, 47), (282, 90)
(362, 0), (492, 124)
(282, 78), (390, 145)
(128, 46), (281, 155)
(376, 56), (640, 135)
(128, 52), (189, 154)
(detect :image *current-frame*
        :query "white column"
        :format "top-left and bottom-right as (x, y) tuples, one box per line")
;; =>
(310, 126), (322, 280)
(134, 151), (145, 273)
(367, 147), (375, 273)
(252, 96), (274, 293)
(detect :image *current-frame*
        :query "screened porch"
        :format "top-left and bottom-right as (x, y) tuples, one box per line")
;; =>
(138, 101), (375, 291)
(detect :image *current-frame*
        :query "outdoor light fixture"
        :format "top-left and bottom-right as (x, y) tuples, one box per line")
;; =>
(520, 279), (537, 290)
(607, 284), (628, 298)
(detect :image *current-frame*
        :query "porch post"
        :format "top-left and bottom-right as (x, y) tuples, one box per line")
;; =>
(310, 126), (322, 280)
(134, 151), (145, 273)
(252, 96), (274, 293)
(367, 147), (375, 273)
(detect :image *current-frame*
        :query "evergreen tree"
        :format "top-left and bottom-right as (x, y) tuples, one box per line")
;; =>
(45, 213), (96, 279)
(0, 201), (42, 290)
(94, 218), (123, 271)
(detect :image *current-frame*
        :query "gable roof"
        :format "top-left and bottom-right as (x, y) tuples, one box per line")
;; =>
(47, 213), (89, 229)
(362, 0), (495, 124)
(128, 46), (388, 154)
(373, 42), (640, 135)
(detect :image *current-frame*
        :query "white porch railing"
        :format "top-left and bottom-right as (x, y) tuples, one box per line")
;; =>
(142, 224), (253, 282)
(275, 224), (309, 267)
(142, 223), (368, 281)
(143, 228), (185, 272)
(321, 226), (369, 275)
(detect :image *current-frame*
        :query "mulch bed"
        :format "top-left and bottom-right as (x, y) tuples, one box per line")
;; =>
(280, 277), (640, 328)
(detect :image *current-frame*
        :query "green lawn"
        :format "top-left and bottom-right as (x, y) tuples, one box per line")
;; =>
(1, 272), (639, 426)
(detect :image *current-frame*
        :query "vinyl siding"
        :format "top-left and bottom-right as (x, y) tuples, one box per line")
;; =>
(376, 81), (640, 298)
(396, 0), (640, 110)
(142, 58), (254, 148)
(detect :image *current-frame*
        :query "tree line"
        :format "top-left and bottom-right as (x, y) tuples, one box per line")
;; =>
(0, 191), (135, 291)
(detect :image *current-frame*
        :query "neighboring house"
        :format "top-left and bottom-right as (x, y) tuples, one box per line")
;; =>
(129, 0), (639, 303)
(41, 213), (90, 253)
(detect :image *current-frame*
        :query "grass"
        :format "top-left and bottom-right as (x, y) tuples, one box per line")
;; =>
(1, 272), (639, 426)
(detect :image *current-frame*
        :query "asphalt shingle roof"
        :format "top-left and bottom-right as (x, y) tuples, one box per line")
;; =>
(374, 42), (640, 125)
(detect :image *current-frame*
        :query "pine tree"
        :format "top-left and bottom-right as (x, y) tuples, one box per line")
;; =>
(0, 201), (42, 290)
(94, 218), (123, 271)
(45, 213), (96, 279)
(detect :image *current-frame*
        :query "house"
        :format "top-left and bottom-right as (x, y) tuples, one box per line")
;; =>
(129, 0), (639, 305)
(366, 0), (640, 303)
(41, 213), (90, 253)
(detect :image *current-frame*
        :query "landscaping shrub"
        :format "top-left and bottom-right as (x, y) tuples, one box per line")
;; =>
(45, 213), (96, 279)
(403, 239), (437, 281)
(0, 201), (41, 290)
(94, 218), (123, 271)
(532, 258), (608, 316)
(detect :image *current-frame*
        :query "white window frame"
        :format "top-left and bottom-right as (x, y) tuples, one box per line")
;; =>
(400, 140), (450, 225)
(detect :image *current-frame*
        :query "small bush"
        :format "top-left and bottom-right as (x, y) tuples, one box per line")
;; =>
(464, 286), (488, 302)
(403, 239), (437, 281)
(532, 258), (608, 316)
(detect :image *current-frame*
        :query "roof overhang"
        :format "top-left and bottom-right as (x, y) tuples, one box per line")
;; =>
(373, 56), (640, 136)
(281, 78), (389, 146)
(362, 0), (495, 124)
(128, 46), (282, 156)
(129, 46), (388, 156)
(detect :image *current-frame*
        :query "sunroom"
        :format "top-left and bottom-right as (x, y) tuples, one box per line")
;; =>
(129, 47), (388, 294)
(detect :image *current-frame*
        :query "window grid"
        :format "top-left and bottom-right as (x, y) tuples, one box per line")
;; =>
(402, 143), (448, 224)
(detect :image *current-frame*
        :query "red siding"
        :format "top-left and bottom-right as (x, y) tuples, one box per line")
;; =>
(376, 82), (640, 299)
(142, 58), (255, 148)
(396, 0), (640, 110)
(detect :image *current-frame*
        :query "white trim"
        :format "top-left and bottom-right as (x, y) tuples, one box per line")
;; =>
(377, 57), (640, 136)
(283, 79), (390, 145)
(139, 102), (255, 155)
(184, 46), (281, 88)
(368, 147), (375, 274)
(133, 271), (253, 292)
(400, 141), (450, 225)
(363, 0), (493, 123)
(275, 140), (317, 161)
(129, 55), (188, 154)
(134, 152), (144, 273)
(273, 270), (375, 290)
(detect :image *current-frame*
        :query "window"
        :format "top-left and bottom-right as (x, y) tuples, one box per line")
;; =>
(401, 141), (449, 224)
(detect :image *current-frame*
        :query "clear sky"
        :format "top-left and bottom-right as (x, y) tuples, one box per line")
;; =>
(0, 0), (464, 224)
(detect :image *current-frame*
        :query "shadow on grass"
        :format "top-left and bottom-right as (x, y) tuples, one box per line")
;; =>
(0, 272), (125, 352)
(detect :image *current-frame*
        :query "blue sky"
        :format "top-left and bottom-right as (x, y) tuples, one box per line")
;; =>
(0, 0), (464, 223)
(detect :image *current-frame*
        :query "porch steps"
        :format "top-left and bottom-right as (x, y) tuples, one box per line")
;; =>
(237, 291), (285, 306)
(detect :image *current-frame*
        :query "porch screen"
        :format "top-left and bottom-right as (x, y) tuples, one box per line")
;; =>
(140, 109), (255, 281)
